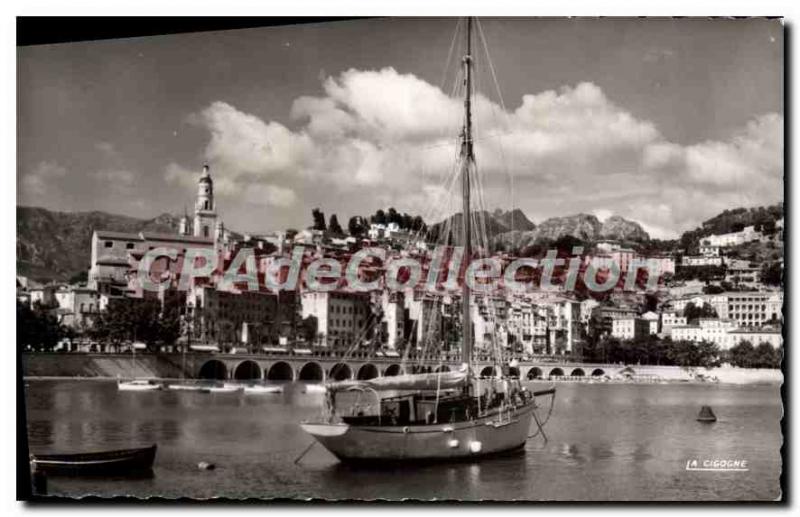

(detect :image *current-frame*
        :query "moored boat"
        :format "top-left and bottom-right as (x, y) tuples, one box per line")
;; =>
(303, 384), (327, 394)
(244, 384), (283, 394)
(165, 383), (208, 392)
(30, 444), (157, 475)
(207, 383), (243, 393)
(299, 18), (557, 464)
(117, 379), (161, 391)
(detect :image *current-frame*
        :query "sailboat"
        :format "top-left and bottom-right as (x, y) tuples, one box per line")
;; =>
(300, 18), (556, 463)
(117, 341), (162, 391)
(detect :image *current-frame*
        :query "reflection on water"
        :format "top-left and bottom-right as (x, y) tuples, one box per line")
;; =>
(23, 380), (781, 501)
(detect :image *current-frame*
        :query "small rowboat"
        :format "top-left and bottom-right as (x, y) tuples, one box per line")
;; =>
(117, 380), (161, 391)
(243, 385), (282, 394)
(30, 444), (157, 475)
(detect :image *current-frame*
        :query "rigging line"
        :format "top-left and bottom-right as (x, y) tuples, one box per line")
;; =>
(476, 18), (517, 237)
(438, 18), (462, 92)
(404, 66), (466, 249)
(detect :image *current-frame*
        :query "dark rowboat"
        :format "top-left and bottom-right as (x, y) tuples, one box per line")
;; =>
(30, 444), (157, 475)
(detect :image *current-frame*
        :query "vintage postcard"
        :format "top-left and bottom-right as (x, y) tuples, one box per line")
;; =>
(17, 16), (784, 501)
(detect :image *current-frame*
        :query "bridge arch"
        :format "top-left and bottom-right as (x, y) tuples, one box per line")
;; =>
(357, 363), (379, 380)
(384, 364), (402, 377)
(549, 367), (565, 378)
(233, 360), (262, 380)
(570, 368), (585, 377)
(198, 359), (227, 380)
(298, 362), (324, 381)
(591, 368), (606, 377)
(329, 363), (353, 381)
(480, 366), (497, 378)
(508, 366), (520, 378)
(434, 365), (451, 373)
(266, 361), (294, 381)
(527, 367), (543, 380)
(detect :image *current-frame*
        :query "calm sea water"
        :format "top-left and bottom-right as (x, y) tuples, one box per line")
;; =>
(23, 379), (782, 501)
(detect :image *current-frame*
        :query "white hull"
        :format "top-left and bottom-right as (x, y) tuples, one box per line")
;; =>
(301, 402), (535, 462)
(165, 384), (207, 392)
(117, 381), (161, 392)
(302, 384), (327, 394)
(208, 385), (243, 393)
(244, 385), (283, 394)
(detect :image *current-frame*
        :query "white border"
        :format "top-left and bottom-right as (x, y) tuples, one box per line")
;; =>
(3, 1), (796, 515)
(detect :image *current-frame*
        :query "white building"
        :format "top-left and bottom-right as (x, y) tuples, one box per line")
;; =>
(301, 291), (371, 348)
(611, 316), (651, 340)
(727, 328), (783, 349)
(701, 226), (761, 248)
(660, 311), (687, 336)
(672, 318), (737, 348)
(681, 255), (724, 267)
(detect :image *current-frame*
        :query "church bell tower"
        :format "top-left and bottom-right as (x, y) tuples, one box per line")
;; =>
(193, 163), (217, 238)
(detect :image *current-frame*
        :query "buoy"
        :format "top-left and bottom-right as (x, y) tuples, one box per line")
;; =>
(448, 439), (460, 449)
(469, 441), (482, 453)
(697, 405), (717, 423)
(198, 461), (216, 470)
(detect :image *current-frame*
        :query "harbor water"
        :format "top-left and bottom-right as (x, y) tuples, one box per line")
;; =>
(23, 379), (782, 501)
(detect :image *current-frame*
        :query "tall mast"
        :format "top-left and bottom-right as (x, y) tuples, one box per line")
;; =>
(461, 18), (474, 367)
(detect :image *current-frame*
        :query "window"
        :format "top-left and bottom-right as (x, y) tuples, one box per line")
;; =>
(203, 226), (209, 238)
(126, 242), (134, 250)
(104, 241), (113, 248)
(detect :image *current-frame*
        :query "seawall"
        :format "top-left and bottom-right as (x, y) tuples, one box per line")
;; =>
(21, 353), (186, 379)
(20, 353), (783, 384)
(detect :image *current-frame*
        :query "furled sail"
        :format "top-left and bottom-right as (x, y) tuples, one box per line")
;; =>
(327, 371), (468, 392)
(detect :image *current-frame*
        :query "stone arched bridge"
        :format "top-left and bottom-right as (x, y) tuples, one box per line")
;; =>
(171, 353), (622, 383)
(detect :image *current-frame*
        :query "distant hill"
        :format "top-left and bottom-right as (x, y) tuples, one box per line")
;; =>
(429, 209), (536, 245)
(493, 213), (650, 252)
(17, 206), (179, 282)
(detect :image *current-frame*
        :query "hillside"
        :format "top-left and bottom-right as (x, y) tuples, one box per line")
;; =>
(17, 206), (179, 282)
(429, 209), (536, 245)
(494, 213), (650, 252)
(679, 202), (784, 251)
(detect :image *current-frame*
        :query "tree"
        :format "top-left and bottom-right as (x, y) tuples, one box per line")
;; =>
(69, 270), (89, 285)
(372, 209), (387, 225)
(311, 208), (327, 231)
(17, 300), (66, 352)
(728, 340), (781, 369)
(387, 207), (401, 226)
(729, 340), (755, 368)
(348, 216), (367, 237)
(329, 214), (345, 236)
(761, 262), (783, 287)
(300, 315), (318, 344)
(285, 228), (299, 241)
(90, 297), (181, 353)
(684, 302), (718, 323)
(753, 342), (781, 368)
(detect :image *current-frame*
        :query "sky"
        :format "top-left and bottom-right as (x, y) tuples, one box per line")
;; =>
(17, 17), (783, 239)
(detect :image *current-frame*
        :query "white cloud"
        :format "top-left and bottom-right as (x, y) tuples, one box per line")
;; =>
(94, 141), (116, 156)
(20, 160), (67, 198)
(186, 69), (782, 236)
(92, 169), (135, 185)
(242, 184), (297, 207)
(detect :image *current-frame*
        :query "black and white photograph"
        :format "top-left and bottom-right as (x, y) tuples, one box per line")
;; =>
(15, 12), (786, 503)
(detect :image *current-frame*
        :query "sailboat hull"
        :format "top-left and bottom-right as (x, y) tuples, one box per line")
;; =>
(301, 402), (535, 463)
